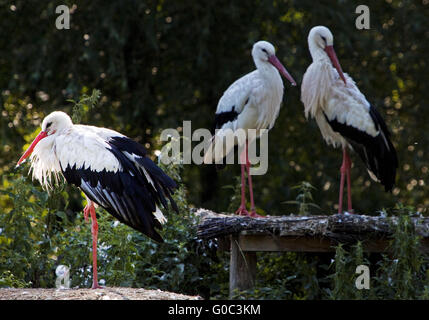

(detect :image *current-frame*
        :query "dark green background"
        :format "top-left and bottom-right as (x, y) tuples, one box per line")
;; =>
(1, 0), (428, 215)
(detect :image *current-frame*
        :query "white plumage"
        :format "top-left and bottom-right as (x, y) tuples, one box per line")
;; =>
(301, 26), (398, 213)
(205, 41), (296, 163)
(205, 40), (296, 217)
(21, 111), (177, 228)
(31, 125), (122, 187)
(17, 111), (178, 288)
(301, 28), (378, 148)
(216, 66), (283, 132)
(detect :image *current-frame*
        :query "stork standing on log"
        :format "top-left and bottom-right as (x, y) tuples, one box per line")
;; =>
(17, 111), (178, 288)
(301, 26), (398, 213)
(204, 41), (296, 217)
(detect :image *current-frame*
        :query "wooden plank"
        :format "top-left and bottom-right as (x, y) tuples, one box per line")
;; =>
(238, 234), (335, 252)
(220, 234), (429, 254)
(229, 235), (257, 297)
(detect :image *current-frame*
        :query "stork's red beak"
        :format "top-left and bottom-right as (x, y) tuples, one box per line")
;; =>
(16, 130), (48, 167)
(324, 45), (347, 85)
(268, 55), (297, 86)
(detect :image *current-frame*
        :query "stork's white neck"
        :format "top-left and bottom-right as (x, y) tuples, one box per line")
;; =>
(254, 59), (280, 80)
(29, 134), (62, 189)
(301, 58), (336, 122)
(252, 58), (284, 130)
(309, 42), (330, 63)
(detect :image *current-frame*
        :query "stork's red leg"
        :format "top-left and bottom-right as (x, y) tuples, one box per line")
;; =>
(87, 202), (102, 289)
(338, 148), (347, 214)
(235, 163), (249, 216)
(246, 162), (256, 214)
(245, 141), (263, 218)
(235, 145), (249, 216)
(344, 149), (354, 213)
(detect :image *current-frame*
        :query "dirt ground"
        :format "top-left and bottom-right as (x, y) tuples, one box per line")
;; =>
(0, 287), (201, 300)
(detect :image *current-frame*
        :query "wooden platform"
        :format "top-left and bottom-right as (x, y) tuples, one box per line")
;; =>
(195, 209), (429, 297)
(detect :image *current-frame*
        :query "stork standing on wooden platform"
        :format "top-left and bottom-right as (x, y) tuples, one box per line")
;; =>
(301, 26), (398, 213)
(17, 111), (178, 288)
(204, 41), (296, 217)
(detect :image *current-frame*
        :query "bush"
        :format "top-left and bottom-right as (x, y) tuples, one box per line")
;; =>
(326, 204), (429, 300)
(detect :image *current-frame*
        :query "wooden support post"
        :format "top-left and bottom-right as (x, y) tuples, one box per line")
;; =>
(229, 234), (257, 298)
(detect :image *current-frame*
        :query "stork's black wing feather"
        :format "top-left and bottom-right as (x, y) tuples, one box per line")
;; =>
(214, 106), (239, 132)
(324, 105), (398, 191)
(61, 136), (178, 242)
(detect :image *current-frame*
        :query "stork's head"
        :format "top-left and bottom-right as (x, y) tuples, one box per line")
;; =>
(41, 111), (73, 136)
(16, 111), (73, 166)
(308, 26), (347, 85)
(252, 41), (296, 86)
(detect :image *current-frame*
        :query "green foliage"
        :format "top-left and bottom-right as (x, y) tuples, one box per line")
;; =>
(326, 242), (370, 300)
(0, 173), (53, 287)
(283, 181), (320, 215)
(68, 88), (101, 124)
(372, 204), (429, 299)
(225, 176), (242, 214)
(327, 205), (429, 300)
(0, 270), (31, 288)
(229, 252), (321, 300)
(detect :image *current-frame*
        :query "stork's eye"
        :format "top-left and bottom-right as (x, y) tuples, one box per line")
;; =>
(321, 36), (327, 43)
(261, 48), (268, 54)
(46, 122), (52, 129)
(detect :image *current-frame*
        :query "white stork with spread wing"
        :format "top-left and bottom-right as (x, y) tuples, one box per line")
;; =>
(17, 111), (178, 288)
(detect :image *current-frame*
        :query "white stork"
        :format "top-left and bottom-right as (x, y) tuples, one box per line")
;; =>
(16, 111), (178, 288)
(301, 26), (398, 213)
(204, 41), (296, 217)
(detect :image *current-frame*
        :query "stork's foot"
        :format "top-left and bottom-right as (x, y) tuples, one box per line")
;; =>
(338, 208), (355, 214)
(249, 209), (264, 218)
(235, 205), (250, 216)
(91, 283), (103, 289)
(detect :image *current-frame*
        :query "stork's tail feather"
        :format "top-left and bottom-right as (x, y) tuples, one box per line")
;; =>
(380, 141), (398, 192)
(134, 156), (179, 213)
(204, 135), (227, 170)
(203, 135), (216, 165)
(352, 138), (398, 192)
(203, 131), (240, 168)
(369, 106), (398, 192)
(350, 107), (398, 192)
(324, 106), (398, 192)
